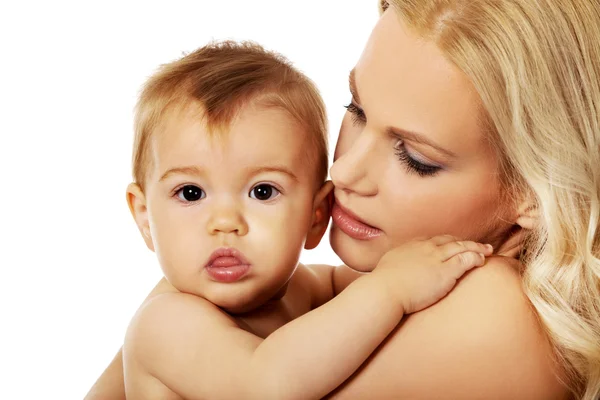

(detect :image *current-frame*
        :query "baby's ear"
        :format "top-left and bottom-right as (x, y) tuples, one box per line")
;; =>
(305, 181), (334, 250)
(126, 183), (154, 252)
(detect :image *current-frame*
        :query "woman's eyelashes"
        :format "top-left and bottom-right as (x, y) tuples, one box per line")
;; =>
(394, 140), (442, 177)
(344, 101), (366, 125)
(344, 99), (442, 178)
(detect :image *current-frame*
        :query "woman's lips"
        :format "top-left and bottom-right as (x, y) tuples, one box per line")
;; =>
(205, 248), (251, 283)
(331, 201), (382, 240)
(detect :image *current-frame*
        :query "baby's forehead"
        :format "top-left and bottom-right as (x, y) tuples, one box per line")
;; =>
(151, 102), (321, 184)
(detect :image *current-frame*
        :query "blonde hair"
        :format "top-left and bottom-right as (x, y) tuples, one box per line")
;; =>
(381, 0), (600, 398)
(132, 40), (328, 189)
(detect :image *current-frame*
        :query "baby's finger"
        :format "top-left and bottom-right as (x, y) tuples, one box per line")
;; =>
(429, 234), (459, 246)
(447, 251), (486, 278)
(439, 241), (493, 261)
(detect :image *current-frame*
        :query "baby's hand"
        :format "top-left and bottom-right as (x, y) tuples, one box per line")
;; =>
(373, 235), (493, 314)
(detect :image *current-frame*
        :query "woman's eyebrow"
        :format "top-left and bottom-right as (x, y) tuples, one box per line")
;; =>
(387, 127), (458, 159)
(350, 68), (456, 159)
(349, 68), (361, 103)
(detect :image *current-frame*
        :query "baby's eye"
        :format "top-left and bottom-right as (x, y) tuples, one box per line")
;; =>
(249, 184), (280, 201)
(176, 185), (206, 202)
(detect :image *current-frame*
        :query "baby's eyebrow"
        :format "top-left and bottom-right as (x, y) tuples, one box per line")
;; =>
(159, 166), (206, 181)
(246, 166), (299, 182)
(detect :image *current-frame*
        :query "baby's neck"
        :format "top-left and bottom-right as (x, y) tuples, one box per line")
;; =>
(229, 267), (314, 338)
(232, 294), (297, 338)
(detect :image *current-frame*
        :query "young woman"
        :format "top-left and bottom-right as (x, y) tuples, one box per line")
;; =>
(87, 0), (600, 398)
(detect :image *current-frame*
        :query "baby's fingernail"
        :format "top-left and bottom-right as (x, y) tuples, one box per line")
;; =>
(486, 244), (493, 252)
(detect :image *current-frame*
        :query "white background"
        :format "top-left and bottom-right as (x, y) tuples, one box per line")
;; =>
(0, 1), (379, 398)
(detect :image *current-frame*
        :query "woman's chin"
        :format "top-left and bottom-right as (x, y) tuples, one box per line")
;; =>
(329, 226), (382, 272)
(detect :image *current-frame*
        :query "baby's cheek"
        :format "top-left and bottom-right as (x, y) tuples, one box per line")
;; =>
(251, 218), (300, 249)
(252, 208), (310, 256)
(153, 220), (204, 283)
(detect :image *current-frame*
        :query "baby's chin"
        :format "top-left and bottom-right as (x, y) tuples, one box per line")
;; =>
(330, 228), (382, 273)
(170, 282), (258, 314)
(196, 291), (263, 315)
(198, 282), (291, 315)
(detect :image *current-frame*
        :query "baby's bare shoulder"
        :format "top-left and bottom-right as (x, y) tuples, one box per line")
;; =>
(125, 292), (237, 358)
(136, 292), (231, 323)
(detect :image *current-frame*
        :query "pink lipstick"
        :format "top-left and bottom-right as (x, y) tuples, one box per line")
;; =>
(332, 201), (382, 240)
(205, 248), (251, 283)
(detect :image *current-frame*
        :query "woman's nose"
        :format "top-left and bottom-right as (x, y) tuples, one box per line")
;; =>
(206, 203), (249, 236)
(330, 130), (378, 196)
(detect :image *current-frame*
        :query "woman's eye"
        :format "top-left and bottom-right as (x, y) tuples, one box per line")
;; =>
(249, 184), (280, 201)
(344, 101), (366, 125)
(176, 185), (205, 202)
(394, 139), (442, 177)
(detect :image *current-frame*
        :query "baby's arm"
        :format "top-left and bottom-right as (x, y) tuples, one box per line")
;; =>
(302, 264), (364, 307)
(125, 236), (491, 400)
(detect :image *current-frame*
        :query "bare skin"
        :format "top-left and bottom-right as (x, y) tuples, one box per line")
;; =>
(124, 249), (486, 400)
(326, 258), (569, 399)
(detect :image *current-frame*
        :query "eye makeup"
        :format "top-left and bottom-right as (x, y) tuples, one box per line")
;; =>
(343, 100), (443, 177)
(393, 139), (443, 177)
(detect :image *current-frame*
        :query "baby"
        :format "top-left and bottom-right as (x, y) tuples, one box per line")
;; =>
(123, 40), (493, 399)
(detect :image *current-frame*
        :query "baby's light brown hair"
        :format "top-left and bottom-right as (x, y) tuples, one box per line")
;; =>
(132, 40), (328, 190)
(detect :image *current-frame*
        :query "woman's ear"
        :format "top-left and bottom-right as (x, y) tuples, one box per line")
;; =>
(305, 181), (334, 250)
(126, 183), (155, 252)
(496, 198), (539, 258)
(515, 201), (539, 230)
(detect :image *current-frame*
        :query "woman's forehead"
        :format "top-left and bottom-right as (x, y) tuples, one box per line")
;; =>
(355, 9), (488, 158)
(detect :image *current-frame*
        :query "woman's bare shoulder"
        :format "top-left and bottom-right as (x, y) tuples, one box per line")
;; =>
(328, 257), (571, 400)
